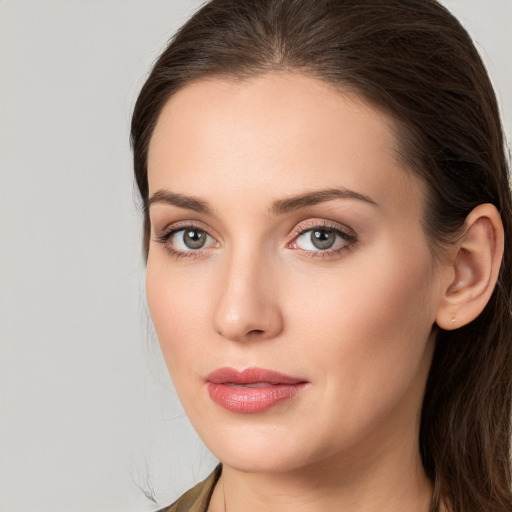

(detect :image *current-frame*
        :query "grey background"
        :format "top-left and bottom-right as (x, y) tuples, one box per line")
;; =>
(1, 1), (510, 511)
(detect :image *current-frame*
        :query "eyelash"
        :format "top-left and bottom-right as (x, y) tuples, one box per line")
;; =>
(153, 221), (357, 260)
(153, 222), (212, 260)
(290, 220), (357, 259)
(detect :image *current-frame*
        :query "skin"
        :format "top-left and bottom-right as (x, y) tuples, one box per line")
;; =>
(145, 72), (458, 512)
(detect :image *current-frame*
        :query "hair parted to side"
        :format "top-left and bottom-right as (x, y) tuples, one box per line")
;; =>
(131, 1), (512, 511)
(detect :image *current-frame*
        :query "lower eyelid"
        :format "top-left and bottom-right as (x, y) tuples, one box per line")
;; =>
(297, 247), (350, 260)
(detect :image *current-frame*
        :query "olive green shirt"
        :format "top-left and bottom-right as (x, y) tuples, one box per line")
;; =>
(157, 465), (222, 512)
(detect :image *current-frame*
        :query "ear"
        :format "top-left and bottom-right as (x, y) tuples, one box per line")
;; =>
(436, 203), (504, 330)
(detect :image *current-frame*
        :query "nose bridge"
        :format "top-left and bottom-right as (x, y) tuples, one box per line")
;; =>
(212, 241), (283, 342)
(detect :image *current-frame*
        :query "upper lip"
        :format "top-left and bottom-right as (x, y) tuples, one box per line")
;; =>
(206, 367), (306, 385)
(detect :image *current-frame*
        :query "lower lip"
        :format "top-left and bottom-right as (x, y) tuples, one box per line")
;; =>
(207, 382), (307, 414)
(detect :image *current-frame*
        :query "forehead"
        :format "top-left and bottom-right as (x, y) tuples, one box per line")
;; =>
(147, 72), (422, 216)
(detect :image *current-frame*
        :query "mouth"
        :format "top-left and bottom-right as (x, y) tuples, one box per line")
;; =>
(205, 367), (308, 414)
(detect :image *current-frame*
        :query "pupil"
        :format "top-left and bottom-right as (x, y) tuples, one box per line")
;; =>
(184, 230), (205, 249)
(311, 230), (335, 250)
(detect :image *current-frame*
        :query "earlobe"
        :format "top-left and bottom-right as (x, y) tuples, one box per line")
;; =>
(436, 204), (504, 330)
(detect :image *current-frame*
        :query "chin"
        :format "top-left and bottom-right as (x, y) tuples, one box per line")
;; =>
(216, 448), (307, 474)
(195, 421), (324, 475)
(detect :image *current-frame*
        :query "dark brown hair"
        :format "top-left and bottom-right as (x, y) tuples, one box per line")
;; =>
(131, 1), (512, 510)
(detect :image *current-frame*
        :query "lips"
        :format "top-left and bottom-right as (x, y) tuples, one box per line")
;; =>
(206, 367), (308, 414)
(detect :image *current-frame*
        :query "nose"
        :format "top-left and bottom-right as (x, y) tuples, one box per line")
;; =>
(212, 248), (284, 343)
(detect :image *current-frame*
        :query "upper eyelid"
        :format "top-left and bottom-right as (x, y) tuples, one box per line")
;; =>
(154, 220), (216, 237)
(290, 219), (356, 238)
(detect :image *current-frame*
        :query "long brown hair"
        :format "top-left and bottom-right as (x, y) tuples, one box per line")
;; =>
(131, 1), (512, 510)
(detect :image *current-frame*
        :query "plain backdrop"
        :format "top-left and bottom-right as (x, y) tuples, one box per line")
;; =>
(0, 1), (510, 511)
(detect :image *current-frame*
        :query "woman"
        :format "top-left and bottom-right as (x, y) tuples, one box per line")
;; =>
(131, 1), (512, 511)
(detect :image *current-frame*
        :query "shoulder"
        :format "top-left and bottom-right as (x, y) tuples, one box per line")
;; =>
(156, 464), (222, 512)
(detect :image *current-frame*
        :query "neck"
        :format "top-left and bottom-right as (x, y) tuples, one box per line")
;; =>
(209, 431), (432, 512)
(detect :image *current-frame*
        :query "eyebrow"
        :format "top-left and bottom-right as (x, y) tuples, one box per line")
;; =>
(147, 187), (377, 216)
(270, 187), (377, 215)
(147, 190), (212, 215)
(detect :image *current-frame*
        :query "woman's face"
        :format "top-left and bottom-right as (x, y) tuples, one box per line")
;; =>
(146, 73), (443, 474)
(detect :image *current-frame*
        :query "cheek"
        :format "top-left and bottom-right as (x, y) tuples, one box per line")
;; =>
(286, 242), (436, 411)
(288, 243), (433, 339)
(145, 258), (208, 378)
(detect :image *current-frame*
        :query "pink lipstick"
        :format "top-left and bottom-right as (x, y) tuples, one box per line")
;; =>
(206, 367), (308, 414)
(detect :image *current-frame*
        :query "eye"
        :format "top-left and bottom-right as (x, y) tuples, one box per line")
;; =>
(172, 228), (213, 251)
(290, 223), (356, 254)
(154, 225), (218, 257)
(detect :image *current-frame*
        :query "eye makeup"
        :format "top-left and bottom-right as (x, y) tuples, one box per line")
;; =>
(152, 217), (358, 261)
